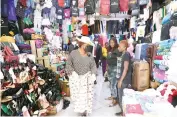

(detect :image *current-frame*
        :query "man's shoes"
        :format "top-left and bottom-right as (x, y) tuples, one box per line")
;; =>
(115, 112), (123, 116)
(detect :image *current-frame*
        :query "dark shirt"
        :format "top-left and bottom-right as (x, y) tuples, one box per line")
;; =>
(68, 44), (78, 54)
(118, 52), (132, 84)
(107, 49), (122, 67)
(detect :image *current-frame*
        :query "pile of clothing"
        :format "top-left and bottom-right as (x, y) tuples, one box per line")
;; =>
(153, 39), (177, 83)
(122, 85), (177, 117)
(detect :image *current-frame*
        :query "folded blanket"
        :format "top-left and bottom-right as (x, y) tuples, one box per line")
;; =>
(154, 55), (169, 60)
(126, 104), (144, 115)
(154, 60), (169, 66)
(155, 64), (169, 71)
(156, 52), (170, 56)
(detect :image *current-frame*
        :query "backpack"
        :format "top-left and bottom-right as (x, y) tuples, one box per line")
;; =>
(110, 0), (119, 13)
(84, 0), (96, 15)
(100, 0), (110, 15)
(56, 6), (63, 24)
(64, 9), (71, 19)
(72, 0), (78, 7)
(58, 0), (64, 7)
(119, 0), (129, 12)
(78, 0), (86, 8)
(64, 0), (71, 8)
(1, 0), (8, 17)
(71, 7), (79, 17)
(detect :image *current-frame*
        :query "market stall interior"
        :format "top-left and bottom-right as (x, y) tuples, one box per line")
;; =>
(1, 0), (177, 117)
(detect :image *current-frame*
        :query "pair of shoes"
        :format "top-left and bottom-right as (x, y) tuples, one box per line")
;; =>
(115, 112), (123, 116)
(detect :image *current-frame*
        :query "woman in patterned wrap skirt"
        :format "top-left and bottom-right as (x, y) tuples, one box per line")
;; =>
(65, 36), (97, 116)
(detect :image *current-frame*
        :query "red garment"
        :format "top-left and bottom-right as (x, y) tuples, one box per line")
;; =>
(20, 0), (27, 7)
(58, 0), (64, 7)
(160, 89), (166, 96)
(82, 24), (89, 36)
(119, 0), (129, 11)
(100, 0), (110, 15)
(155, 55), (163, 60)
(126, 104), (144, 115)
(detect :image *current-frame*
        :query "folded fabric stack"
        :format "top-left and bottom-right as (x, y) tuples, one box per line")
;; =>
(153, 39), (177, 83)
(123, 88), (176, 117)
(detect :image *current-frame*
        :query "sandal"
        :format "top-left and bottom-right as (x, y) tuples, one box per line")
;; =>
(109, 99), (118, 107)
(105, 97), (113, 100)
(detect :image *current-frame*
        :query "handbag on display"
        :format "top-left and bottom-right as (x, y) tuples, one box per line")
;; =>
(35, 39), (44, 48)
(3, 46), (19, 63)
(14, 34), (25, 45)
(0, 35), (15, 43)
(31, 34), (45, 40)
(8, 20), (19, 35)
(64, 8), (71, 19)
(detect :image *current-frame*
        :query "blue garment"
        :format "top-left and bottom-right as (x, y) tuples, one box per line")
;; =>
(140, 44), (148, 60)
(162, 13), (172, 25)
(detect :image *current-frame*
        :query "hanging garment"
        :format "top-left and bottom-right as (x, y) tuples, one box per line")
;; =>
(58, 0), (64, 7)
(82, 24), (89, 36)
(100, 0), (110, 15)
(84, 0), (96, 15)
(110, 0), (119, 13)
(1, 0), (8, 17)
(119, 0), (129, 12)
(8, 0), (17, 21)
(78, 0), (86, 8)
(68, 71), (96, 114)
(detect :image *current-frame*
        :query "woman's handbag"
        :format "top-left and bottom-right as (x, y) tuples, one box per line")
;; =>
(3, 46), (19, 62)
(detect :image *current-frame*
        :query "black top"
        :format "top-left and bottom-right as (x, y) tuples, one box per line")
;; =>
(107, 49), (122, 67)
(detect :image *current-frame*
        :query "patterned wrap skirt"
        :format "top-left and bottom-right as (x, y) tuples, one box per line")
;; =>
(69, 71), (96, 114)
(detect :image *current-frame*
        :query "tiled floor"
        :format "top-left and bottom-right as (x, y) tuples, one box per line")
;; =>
(57, 68), (121, 117)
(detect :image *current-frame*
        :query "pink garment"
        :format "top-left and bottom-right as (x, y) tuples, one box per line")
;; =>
(127, 44), (134, 58)
(153, 68), (167, 80)
(126, 104), (144, 115)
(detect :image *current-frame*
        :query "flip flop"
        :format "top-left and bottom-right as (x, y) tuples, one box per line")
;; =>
(105, 97), (113, 100)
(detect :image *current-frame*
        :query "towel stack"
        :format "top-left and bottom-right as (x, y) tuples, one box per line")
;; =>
(153, 39), (177, 83)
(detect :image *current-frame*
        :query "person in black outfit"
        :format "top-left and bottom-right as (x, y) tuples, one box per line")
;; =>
(68, 37), (79, 54)
(93, 38), (102, 68)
